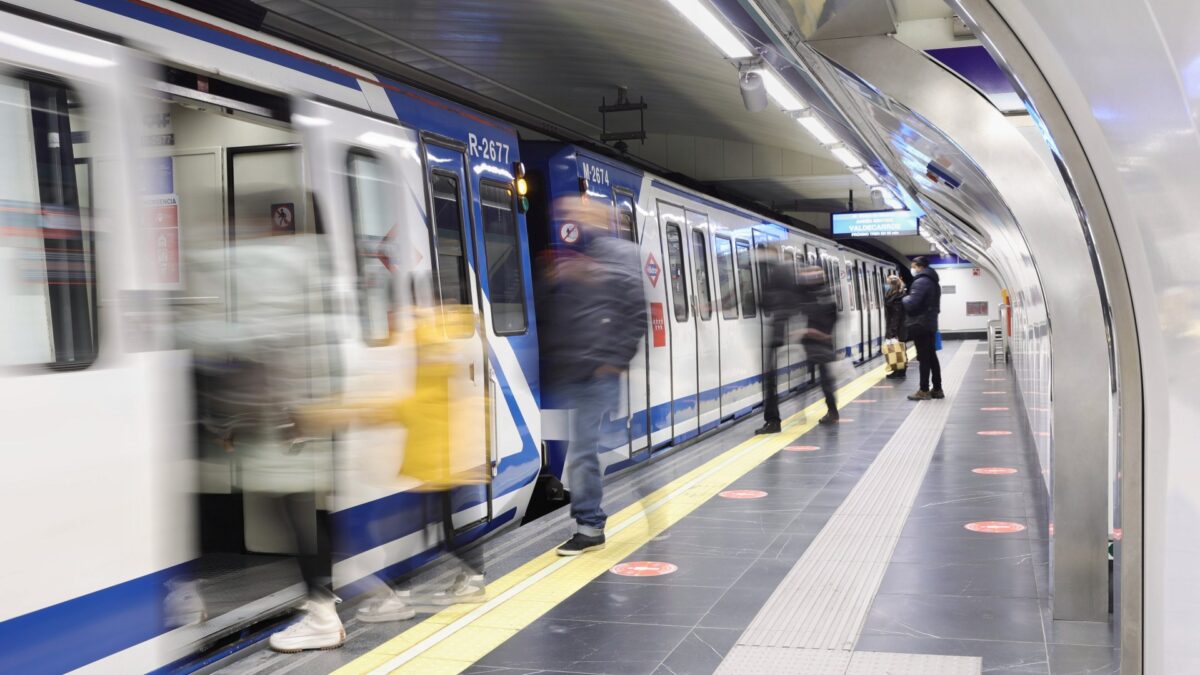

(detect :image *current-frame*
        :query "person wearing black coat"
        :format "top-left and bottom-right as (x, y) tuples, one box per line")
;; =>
(755, 246), (803, 435)
(883, 275), (908, 380)
(797, 264), (840, 424)
(901, 257), (943, 400)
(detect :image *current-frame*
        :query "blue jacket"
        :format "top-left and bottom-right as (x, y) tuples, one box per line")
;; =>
(901, 267), (941, 333)
(540, 236), (648, 386)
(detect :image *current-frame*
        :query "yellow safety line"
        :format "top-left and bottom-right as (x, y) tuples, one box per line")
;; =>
(336, 361), (892, 675)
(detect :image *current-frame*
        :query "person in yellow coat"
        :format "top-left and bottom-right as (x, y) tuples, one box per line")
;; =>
(302, 303), (490, 621)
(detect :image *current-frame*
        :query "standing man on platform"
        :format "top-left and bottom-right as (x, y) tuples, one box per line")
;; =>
(903, 256), (944, 400)
(541, 198), (647, 556)
(756, 244), (804, 434)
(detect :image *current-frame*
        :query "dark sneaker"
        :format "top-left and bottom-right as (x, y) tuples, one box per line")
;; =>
(754, 422), (782, 435)
(907, 390), (932, 401)
(886, 369), (907, 379)
(818, 412), (839, 424)
(557, 533), (605, 556)
(931, 389), (945, 399)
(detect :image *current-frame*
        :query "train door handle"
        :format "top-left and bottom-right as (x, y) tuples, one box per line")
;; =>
(470, 363), (475, 382)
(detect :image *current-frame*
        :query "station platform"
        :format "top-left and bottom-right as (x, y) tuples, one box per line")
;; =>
(206, 341), (1118, 675)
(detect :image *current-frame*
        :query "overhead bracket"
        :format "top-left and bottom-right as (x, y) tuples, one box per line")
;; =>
(599, 86), (647, 150)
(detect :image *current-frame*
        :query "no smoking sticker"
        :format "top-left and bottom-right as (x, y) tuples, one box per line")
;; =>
(973, 467), (1019, 475)
(560, 222), (580, 244)
(719, 489), (767, 500)
(964, 521), (1026, 534)
(610, 561), (678, 577)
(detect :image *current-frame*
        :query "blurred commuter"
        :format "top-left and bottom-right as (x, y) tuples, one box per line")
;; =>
(540, 198), (647, 556)
(903, 256), (943, 400)
(332, 302), (490, 621)
(177, 198), (344, 652)
(883, 275), (908, 379)
(757, 244), (803, 435)
(798, 264), (840, 424)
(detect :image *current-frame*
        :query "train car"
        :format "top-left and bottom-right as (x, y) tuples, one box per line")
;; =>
(0, 2), (893, 671)
(0, 1), (542, 672)
(523, 143), (893, 483)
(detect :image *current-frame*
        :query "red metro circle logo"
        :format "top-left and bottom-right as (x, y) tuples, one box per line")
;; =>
(719, 489), (767, 500)
(610, 561), (678, 577)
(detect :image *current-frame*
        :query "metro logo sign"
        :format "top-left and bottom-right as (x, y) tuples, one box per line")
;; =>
(644, 253), (660, 287)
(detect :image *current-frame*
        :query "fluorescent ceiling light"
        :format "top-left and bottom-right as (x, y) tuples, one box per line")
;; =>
(854, 169), (880, 187)
(830, 145), (863, 169)
(0, 31), (115, 68)
(758, 68), (805, 111)
(665, 0), (752, 60)
(795, 112), (839, 145)
(884, 193), (905, 210)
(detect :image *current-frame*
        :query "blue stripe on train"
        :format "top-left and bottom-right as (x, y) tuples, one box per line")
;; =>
(77, 0), (361, 88)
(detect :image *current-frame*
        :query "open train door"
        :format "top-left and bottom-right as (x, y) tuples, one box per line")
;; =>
(289, 98), (491, 586)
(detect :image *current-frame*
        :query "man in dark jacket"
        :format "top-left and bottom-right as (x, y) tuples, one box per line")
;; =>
(541, 200), (647, 556)
(756, 245), (803, 434)
(798, 264), (840, 423)
(902, 256), (943, 400)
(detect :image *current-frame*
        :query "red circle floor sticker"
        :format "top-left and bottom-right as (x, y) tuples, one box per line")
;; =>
(973, 467), (1019, 475)
(852, 399), (877, 404)
(785, 445), (820, 452)
(977, 430), (1013, 436)
(719, 489), (767, 500)
(610, 561), (678, 577)
(964, 521), (1026, 534)
(980, 407), (1009, 412)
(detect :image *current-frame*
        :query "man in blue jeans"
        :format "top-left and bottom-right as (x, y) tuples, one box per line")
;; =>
(538, 200), (647, 556)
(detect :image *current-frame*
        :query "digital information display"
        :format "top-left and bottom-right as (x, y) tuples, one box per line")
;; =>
(832, 210), (920, 238)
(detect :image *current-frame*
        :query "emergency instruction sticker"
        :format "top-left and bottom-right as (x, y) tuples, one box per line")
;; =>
(650, 302), (666, 347)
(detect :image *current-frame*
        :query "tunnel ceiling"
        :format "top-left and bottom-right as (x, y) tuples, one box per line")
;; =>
(252, 0), (961, 255)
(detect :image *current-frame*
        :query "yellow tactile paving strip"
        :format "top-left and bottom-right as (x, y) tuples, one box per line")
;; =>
(337, 359), (895, 675)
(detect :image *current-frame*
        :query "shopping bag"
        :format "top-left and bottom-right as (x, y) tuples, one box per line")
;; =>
(883, 339), (907, 370)
(935, 331), (943, 351)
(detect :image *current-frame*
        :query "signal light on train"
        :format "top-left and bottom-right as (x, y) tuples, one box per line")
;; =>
(513, 162), (529, 212)
(516, 177), (528, 197)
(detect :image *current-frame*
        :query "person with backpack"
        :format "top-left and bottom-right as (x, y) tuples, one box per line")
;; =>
(797, 263), (840, 424)
(903, 256), (944, 400)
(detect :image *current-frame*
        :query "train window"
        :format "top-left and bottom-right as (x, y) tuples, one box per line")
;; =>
(346, 150), (395, 346)
(691, 229), (713, 320)
(833, 261), (845, 311)
(614, 189), (636, 242)
(852, 264), (863, 311)
(430, 171), (473, 337)
(665, 223), (688, 322)
(714, 235), (738, 319)
(479, 181), (528, 335)
(0, 75), (96, 369)
(735, 240), (757, 318)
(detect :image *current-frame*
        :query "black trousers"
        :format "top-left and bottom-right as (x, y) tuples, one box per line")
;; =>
(817, 362), (837, 414)
(764, 344), (781, 425)
(280, 491), (333, 600)
(429, 490), (484, 575)
(911, 328), (942, 392)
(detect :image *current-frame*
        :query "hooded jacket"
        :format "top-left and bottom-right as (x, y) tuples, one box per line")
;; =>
(884, 288), (907, 341)
(901, 266), (941, 333)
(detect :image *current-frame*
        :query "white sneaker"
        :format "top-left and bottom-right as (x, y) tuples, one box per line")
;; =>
(430, 574), (486, 605)
(269, 599), (345, 653)
(163, 579), (207, 628)
(356, 589), (417, 623)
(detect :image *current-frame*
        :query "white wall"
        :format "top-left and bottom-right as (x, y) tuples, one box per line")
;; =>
(932, 264), (1002, 333)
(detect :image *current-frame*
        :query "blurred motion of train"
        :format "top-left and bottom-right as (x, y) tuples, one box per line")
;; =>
(0, 1), (894, 671)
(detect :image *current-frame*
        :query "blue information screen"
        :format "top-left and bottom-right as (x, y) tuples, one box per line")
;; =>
(832, 210), (919, 238)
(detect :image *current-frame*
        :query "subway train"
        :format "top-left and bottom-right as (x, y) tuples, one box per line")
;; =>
(0, 1), (893, 671)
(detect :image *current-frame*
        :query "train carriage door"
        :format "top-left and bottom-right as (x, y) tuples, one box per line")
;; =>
(657, 201), (698, 441)
(425, 140), (496, 529)
(686, 211), (720, 432)
(614, 189), (649, 457)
